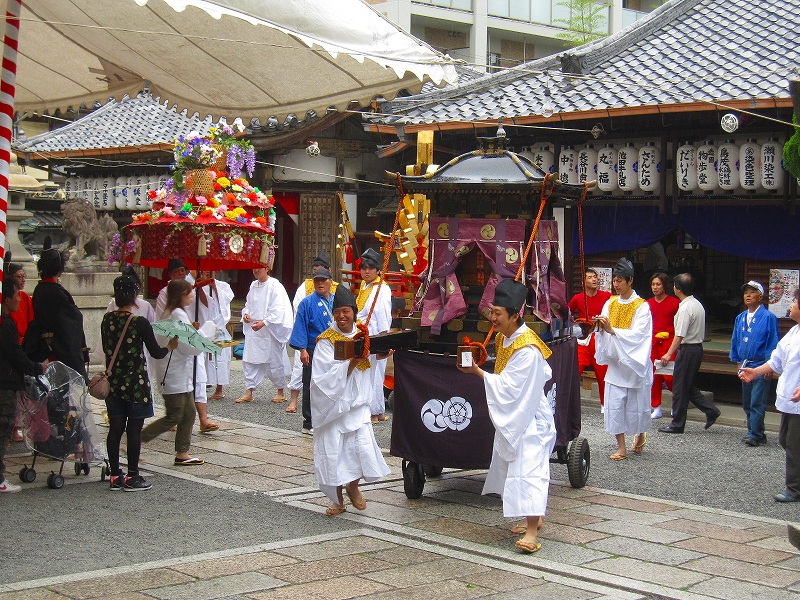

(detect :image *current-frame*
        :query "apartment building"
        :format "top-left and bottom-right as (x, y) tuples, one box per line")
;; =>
(370, 0), (662, 71)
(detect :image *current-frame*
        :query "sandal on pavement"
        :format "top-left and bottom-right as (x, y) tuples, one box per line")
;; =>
(235, 396), (253, 403)
(271, 395), (287, 403)
(326, 504), (346, 516)
(609, 453), (628, 461)
(285, 406), (297, 413)
(199, 423), (219, 433)
(174, 457), (204, 466)
(209, 393), (225, 400)
(346, 489), (367, 510)
(631, 433), (647, 454)
(515, 540), (542, 553)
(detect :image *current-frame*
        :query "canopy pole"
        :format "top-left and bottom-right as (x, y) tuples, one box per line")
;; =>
(0, 0), (22, 303)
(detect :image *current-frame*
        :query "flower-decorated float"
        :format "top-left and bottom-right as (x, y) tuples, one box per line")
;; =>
(119, 118), (276, 270)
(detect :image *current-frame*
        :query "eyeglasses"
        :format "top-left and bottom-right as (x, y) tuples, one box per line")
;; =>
(14, 274), (26, 280)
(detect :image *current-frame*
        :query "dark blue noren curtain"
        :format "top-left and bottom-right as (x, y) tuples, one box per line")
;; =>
(571, 205), (677, 255)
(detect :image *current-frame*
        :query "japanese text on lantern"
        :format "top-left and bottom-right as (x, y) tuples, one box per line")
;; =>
(762, 145), (776, 187)
(742, 145), (756, 188)
(718, 146), (733, 188)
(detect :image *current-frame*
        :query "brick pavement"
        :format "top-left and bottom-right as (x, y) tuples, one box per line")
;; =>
(2, 400), (799, 599)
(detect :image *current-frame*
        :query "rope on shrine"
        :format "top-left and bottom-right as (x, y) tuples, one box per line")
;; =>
(464, 173), (560, 365)
(576, 181), (594, 334)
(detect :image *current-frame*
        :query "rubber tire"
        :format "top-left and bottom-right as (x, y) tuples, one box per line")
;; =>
(567, 437), (590, 489)
(20, 466), (36, 483)
(423, 465), (443, 478)
(402, 460), (425, 499)
(386, 390), (394, 411)
(46, 473), (54, 488)
(51, 474), (65, 489)
(83, 463), (90, 476)
(101, 465), (109, 481)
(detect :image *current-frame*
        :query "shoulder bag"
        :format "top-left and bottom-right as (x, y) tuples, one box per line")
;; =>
(89, 314), (134, 400)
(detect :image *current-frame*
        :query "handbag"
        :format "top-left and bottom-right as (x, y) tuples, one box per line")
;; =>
(89, 314), (134, 400)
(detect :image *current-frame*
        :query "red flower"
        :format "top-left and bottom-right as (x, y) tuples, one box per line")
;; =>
(214, 182), (222, 191)
(200, 209), (213, 217)
(225, 192), (237, 204)
(248, 192), (258, 201)
(255, 216), (266, 224)
(148, 189), (157, 199)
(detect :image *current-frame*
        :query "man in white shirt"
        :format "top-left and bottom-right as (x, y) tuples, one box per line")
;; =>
(199, 271), (235, 401)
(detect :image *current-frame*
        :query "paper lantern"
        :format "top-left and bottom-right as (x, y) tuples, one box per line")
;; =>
(638, 141), (661, 192)
(530, 144), (555, 175)
(597, 143), (618, 192)
(696, 140), (718, 191)
(125, 176), (137, 210)
(134, 174), (148, 210)
(617, 142), (638, 191)
(558, 146), (578, 184)
(676, 142), (697, 191)
(115, 176), (128, 209)
(80, 176), (91, 201)
(738, 139), (761, 190)
(577, 144), (598, 184)
(100, 177), (114, 210)
(90, 177), (102, 208)
(717, 139), (739, 190)
(761, 137), (784, 190)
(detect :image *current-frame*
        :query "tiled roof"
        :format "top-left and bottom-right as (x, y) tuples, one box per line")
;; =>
(373, 0), (797, 125)
(15, 94), (214, 155)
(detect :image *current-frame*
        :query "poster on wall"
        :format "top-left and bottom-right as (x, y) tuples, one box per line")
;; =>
(769, 269), (800, 318)
(594, 267), (613, 293)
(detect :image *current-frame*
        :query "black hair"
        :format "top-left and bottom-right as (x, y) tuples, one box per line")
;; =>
(794, 288), (800, 303)
(585, 267), (599, 277)
(673, 273), (694, 296)
(7, 262), (23, 276)
(501, 306), (524, 326)
(650, 272), (670, 288)
(2, 276), (20, 302)
(37, 248), (65, 278)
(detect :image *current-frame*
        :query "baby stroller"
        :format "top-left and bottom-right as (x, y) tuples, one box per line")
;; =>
(16, 361), (108, 489)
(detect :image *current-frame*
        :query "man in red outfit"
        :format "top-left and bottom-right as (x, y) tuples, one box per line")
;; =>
(647, 272), (680, 419)
(569, 268), (611, 407)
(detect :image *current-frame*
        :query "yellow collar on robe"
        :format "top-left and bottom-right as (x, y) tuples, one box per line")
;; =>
(356, 277), (382, 311)
(608, 296), (646, 329)
(316, 327), (371, 370)
(494, 328), (551, 374)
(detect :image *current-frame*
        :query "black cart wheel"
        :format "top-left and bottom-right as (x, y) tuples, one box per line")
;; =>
(101, 465), (109, 481)
(567, 437), (590, 489)
(423, 465), (443, 478)
(20, 466), (36, 483)
(385, 391), (394, 411)
(402, 460), (425, 499)
(83, 463), (90, 475)
(46, 473), (54, 488)
(49, 474), (65, 489)
(74, 463), (82, 476)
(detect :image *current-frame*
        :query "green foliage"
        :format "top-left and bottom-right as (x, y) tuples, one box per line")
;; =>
(784, 113), (800, 180)
(554, 0), (611, 47)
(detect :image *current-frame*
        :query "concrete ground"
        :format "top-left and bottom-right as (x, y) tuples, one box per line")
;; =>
(1, 359), (799, 600)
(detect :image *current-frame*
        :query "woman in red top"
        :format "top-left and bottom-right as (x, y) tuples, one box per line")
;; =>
(647, 273), (680, 418)
(6, 262), (33, 345)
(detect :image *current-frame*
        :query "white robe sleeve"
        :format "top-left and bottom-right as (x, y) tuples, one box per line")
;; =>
(483, 345), (552, 462)
(265, 278), (294, 344)
(310, 337), (372, 430)
(595, 300), (653, 379)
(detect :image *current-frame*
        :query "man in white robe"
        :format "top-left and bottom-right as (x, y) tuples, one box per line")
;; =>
(155, 258), (220, 432)
(288, 251), (338, 413)
(356, 248), (393, 423)
(236, 266), (293, 403)
(595, 258), (653, 460)
(199, 271), (235, 400)
(311, 285), (390, 515)
(459, 278), (555, 554)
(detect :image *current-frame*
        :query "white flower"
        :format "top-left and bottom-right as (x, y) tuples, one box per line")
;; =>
(232, 117), (245, 132)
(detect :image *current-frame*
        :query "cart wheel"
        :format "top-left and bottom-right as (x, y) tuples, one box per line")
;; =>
(423, 465), (443, 478)
(386, 391), (394, 411)
(402, 460), (425, 499)
(74, 463), (82, 476)
(50, 474), (65, 489)
(83, 463), (90, 476)
(20, 466), (36, 483)
(101, 465), (109, 481)
(567, 437), (590, 489)
(46, 473), (54, 488)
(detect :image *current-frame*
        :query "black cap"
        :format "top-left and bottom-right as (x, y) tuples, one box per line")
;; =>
(113, 275), (138, 294)
(167, 258), (188, 273)
(612, 258), (634, 279)
(332, 285), (357, 312)
(493, 278), (527, 313)
(360, 248), (381, 269)
(312, 250), (331, 270)
(312, 267), (332, 280)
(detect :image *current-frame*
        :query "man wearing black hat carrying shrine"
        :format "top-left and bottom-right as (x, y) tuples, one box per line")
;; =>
(310, 285), (391, 516)
(356, 248), (393, 424)
(594, 258), (653, 461)
(458, 278), (555, 554)
(155, 258), (221, 432)
(287, 250), (339, 414)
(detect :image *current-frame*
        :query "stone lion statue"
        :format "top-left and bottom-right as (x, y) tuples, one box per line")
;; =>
(60, 199), (119, 268)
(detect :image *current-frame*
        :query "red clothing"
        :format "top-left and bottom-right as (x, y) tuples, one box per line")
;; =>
(647, 295), (681, 407)
(9, 290), (34, 345)
(569, 290), (611, 404)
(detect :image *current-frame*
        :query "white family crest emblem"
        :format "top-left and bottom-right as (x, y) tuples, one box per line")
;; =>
(421, 397), (473, 433)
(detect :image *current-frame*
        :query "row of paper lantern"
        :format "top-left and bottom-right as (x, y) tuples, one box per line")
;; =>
(519, 138), (785, 193)
(519, 143), (663, 192)
(675, 138), (783, 192)
(63, 174), (168, 210)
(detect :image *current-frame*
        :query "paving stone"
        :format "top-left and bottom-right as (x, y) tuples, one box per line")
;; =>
(190, 439), (266, 455)
(664, 508), (768, 530)
(275, 536), (396, 561)
(0, 590), (71, 600)
(688, 576), (800, 600)
(673, 535), (794, 565)
(363, 488), (446, 509)
(240, 463), (307, 479)
(421, 503), (511, 527)
(217, 472), (292, 492)
(522, 538), (611, 566)
(583, 494), (681, 514)
(585, 556), (710, 588)
(656, 519), (771, 543)
(276, 473), (318, 487)
(548, 486), (604, 500)
(749, 536), (800, 553)
(681, 555), (800, 588)
(582, 520), (690, 544)
(147, 572), (284, 599)
(411, 517), (516, 544)
(249, 575), (390, 600)
(360, 557), (490, 589)
(365, 545), (443, 566)
(241, 450), (314, 468)
(228, 427), (297, 441)
(545, 494), (591, 510)
(264, 555), (393, 584)
(194, 453), (264, 469)
(487, 581), (602, 600)
(537, 521), (610, 545)
(459, 568), (547, 591)
(426, 489), (503, 510)
(775, 555), (800, 571)
(542, 508), (603, 527)
(50, 568), (194, 599)
(587, 535), (704, 566)
(171, 552), (297, 579)
(358, 575), (491, 599)
(574, 504), (677, 525)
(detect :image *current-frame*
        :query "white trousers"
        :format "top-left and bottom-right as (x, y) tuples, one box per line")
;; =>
(603, 382), (650, 436)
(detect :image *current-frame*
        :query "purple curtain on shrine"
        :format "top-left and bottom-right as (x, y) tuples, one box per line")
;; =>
(528, 220), (569, 323)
